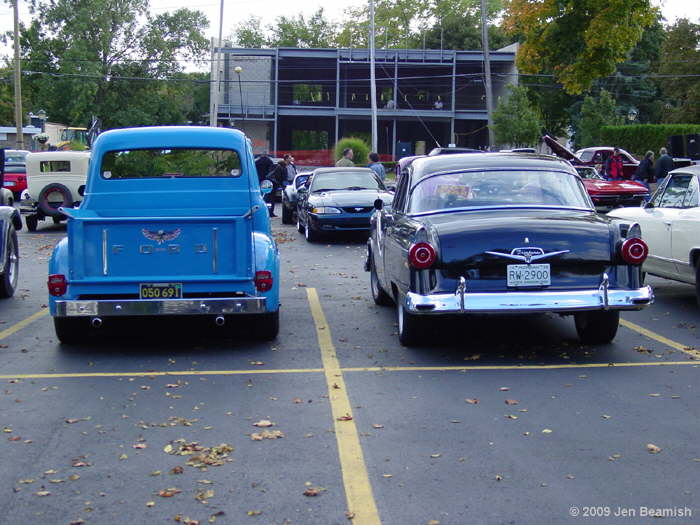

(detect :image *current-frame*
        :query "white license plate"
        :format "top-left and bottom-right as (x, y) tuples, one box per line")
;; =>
(507, 264), (550, 287)
(3, 181), (15, 187)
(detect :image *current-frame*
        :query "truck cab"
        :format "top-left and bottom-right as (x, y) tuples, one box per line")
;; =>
(48, 126), (279, 343)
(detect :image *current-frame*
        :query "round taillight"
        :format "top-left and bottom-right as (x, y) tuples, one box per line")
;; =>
(408, 242), (436, 269)
(620, 237), (648, 265)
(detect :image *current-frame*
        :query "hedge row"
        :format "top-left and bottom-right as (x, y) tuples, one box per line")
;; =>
(600, 124), (700, 156)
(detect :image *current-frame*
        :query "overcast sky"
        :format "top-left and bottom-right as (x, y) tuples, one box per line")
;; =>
(0, 0), (695, 62)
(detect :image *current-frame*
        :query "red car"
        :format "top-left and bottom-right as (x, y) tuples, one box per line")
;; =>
(2, 164), (27, 198)
(543, 135), (639, 179)
(574, 166), (648, 209)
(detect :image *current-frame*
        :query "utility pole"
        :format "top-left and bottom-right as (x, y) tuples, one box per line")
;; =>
(480, 0), (495, 148)
(12, 0), (23, 149)
(369, 0), (378, 153)
(211, 0), (224, 127)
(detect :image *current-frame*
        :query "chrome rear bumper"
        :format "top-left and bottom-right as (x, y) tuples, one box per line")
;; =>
(405, 279), (653, 315)
(55, 297), (268, 317)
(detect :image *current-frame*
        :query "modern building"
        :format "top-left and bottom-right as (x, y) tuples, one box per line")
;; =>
(210, 45), (517, 164)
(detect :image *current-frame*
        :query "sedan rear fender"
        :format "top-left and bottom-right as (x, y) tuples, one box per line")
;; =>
(607, 219), (645, 289)
(407, 222), (441, 295)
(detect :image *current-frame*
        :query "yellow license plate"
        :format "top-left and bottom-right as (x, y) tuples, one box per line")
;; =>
(139, 283), (182, 299)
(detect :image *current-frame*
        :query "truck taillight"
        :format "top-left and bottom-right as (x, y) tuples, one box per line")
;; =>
(255, 271), (273, 292)
(48, 274), (68, 296)
(620, 237), (648, 265)
(408, 242), (436, 269)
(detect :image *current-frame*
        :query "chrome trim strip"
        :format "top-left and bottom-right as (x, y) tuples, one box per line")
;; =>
(457, 276), (466, 313)
(405, 285), (653, 315)
(212, 228), (218, 274)
(102, 229), (108, 276)
(55, 297), (268, 317)
(409, 205), (594, 218)
(599, 272), (609, 309)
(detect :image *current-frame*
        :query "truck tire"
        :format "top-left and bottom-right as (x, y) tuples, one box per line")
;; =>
(25, 215), (38, 232)
(252, 311), (279, 341)
(53, 317), (88, 344)
(574, 310), (619, 344)
(0, 229), (18, 298)
(38, 183), (73, 217)
(281, 202), (293, 224)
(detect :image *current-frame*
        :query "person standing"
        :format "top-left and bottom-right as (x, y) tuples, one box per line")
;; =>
(283, 154), (297, 185)
(654, 147), (674, 187)
(633, 150), (654, 196)
(367, 152), (386, 181)
(604, 148), (624, 180)
(255, 151), (274, 184)
(265, 159), (286, 217)
(336, 148), (354, 167)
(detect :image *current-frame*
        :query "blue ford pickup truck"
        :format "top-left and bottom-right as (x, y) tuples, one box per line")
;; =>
(48, 126), (280, 343)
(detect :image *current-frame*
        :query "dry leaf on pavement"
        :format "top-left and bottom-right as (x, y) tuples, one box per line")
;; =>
(646, 443), (662, 454)
(253, 420), (274, 428)
(465, 398), (479, 404)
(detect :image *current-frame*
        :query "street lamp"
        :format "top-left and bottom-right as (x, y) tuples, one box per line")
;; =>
(36, 109), (48, 131)
(627, 107), (638, 122)
(234, 66), (244, 119)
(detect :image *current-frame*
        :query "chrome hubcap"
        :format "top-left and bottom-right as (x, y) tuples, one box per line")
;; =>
(7, 240), (17, 288)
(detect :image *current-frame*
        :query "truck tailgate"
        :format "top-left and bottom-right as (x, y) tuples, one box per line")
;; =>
(69, 216), (253, 282)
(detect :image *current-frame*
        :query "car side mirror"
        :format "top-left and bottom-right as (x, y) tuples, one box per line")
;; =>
(78, 185), (86, 197)
(374, 198), (384, 211)
(260, 180), (273, 195)
(644, 200), (654, 209)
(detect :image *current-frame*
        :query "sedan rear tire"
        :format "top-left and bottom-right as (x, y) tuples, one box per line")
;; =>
(370, 257), (392, 306)
(574, 310), (619, 344)
(397, 299), (424, 346)
(0, 229), (18, 298)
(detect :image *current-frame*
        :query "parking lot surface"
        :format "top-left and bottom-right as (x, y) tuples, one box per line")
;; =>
(0, 219), (698, 525)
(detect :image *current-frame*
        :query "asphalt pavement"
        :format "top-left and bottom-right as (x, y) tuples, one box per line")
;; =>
(0, 218), (698, 525)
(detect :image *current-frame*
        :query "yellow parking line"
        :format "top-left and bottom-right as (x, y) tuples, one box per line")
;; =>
(620, 318), (700, 359)
(0, 368), (323, 380)
(307, 287), (381, 525)
(343, 361), (700, 373)
(0, 309), (48, 341)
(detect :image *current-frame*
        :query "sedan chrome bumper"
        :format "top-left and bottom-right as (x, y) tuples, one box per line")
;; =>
(55, 297), (268, 317)
(405, 281), (654, 315)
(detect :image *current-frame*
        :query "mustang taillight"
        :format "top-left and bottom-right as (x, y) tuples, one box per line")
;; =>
(255, 271), (273, 292)
(620, 237), (648, 265)
(408, 242), (436, 269)
(48, 274), (68, 296)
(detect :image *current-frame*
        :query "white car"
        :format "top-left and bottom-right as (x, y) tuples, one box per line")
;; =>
(22, 151), (90, 231)
(608, 165), (700, 302)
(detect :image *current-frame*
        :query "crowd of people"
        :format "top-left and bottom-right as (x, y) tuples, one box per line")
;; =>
(605, 146), (675, 192)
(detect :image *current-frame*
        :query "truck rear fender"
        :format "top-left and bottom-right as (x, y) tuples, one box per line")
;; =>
(253, 231), (280, 311)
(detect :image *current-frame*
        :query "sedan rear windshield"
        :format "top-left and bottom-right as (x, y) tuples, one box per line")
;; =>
(408, 170), (591, 213)
(101, 148), (242, 179)
(310, 171), (383, 192)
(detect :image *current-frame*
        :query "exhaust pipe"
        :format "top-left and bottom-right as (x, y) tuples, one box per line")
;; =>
(215, 316), (225, 326)
(91, 317), (103, 328)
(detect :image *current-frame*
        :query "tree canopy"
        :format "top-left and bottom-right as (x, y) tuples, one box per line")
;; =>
(18, 0), (209, 128)
(503, 0), (656, 94)
(492, 84), (543, 147)
(657, 18), (700, 123)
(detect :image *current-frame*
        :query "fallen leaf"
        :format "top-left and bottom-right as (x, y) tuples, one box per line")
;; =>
(18, 479), (34, 484)
(499, 387), (510, 391)
(372, 424), (384, 429)
(251, 430), (285, 440)
(337, 414), (353, 421)
(382, 474), (393, 478)
(292, 398), (303, 404)
(303, 487), (321, 497)
(648, 393), (661, 397)
(119, 453), (128, 460)
(646, 443), (662, 454)
(252, 420), (274, 428)
(427, 521), (440, 525)
(246, 510), (261, 516)
(542, 429), (552, 434)
(345, 511), (356, 519)
(565, 474), (575, 479)
(35, 490), (51, 496)
(495, 475), (503, 481)
(65, 418), (81, 424)
(150, 471), (161, 476)
(430, 453), (442, 458)
(68, 474), (80, 481)
(465, 398), (479, 404)
(601, 415), (611, 420)
(170, 466), (184, 474)
(195, 488), (215, 503)
(133, 443), (147, 449)
(505, 414), (518, 420)
(158, 488), (182, 497)
(146, 501), (155, 507)
(164, 444), (174, 454)
(505, 399), (519, 405)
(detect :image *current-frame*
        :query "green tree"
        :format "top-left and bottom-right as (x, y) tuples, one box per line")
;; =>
(576, 89), (623, 148)
(270, 9), (338, 48)
(232, 16), (267, 48)
(657, 18), (700, 123)
(503, 0), (656, 94)
(492, 84), (542, 147)
(20, 0), (209, 129)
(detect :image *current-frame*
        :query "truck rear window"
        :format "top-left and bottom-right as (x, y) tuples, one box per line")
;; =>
(101, 148), (242, 179)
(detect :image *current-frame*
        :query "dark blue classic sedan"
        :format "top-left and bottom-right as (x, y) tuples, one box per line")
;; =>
(296, 167), (393, 242)
(366, 153), (654, 346)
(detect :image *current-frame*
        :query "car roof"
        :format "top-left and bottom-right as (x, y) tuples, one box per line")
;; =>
(669, 164), (700, 176)
(311, 167), (374, 175)
(92, 126), (249, 153)
(410, 152), (577, 181)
